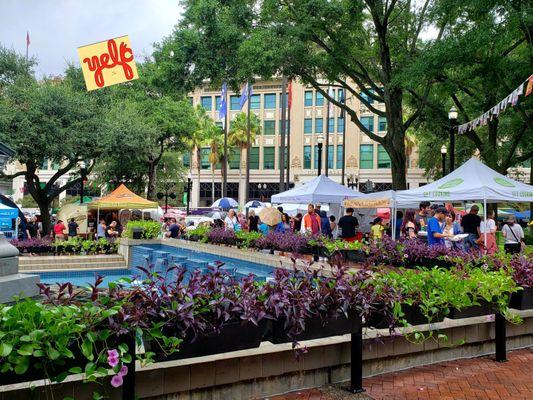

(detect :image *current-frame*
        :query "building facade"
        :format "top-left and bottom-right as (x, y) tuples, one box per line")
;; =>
(187, 79), (427, 207)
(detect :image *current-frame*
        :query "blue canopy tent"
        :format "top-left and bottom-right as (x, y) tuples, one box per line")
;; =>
(515, 210), (531, 219)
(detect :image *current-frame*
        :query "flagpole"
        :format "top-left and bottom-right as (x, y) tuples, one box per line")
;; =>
(25, 31), (29, 61)
(341, 92), (346, 185)
(285, 82), (291, 190)
(279, 77), (287, 192)
(325, 87), (331, 177)
(223, 85), (228, 198)
(245, 81), (251, 203)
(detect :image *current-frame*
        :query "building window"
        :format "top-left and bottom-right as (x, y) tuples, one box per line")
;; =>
(327, 145), (334, 169)
(377, 145), (391, 169)
(201, 148), (210, 170)
(183, 153), (190, 168)
(249, 147), (259, 169)
(315, 92), (324, 106)
(338, 117), (344, 133)
(337, 88), (344, 102)
(328, 117), (334, 132)
(230, 95), (241, 110)
(278, 146), (288, 169)
(304, 146), (312, 169)
(378, 116), (387, 132)
(263, 147), (275, 169)
(200, 96), (212, 111)
(361, 116), (374, 132)
(215, 96), (221, 111)
(229, 148), (241, 169)
(264, 120), (276, 135)
(250, 94), (260, 109)
(264, 93), (276, 109)
(336, 145), (343, 169)
(314, 145), (320, 169)
(41, 159), (48, 170)
(360, 144), (374, 169)
(52, 161), (61, 170)
(279, 93), (287, 109)
(315, 118), (323, 134)
(304, 118), (313, 134)
(304, 91), (313, 107)
(360, 90), (374, 105)
(278, 120), (288, 135)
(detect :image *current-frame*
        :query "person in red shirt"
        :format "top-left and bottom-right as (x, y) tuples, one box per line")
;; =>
(302, 204), (321, 235)
(53, 219), (66, 241)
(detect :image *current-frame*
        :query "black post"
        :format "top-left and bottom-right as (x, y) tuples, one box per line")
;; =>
(186, 178), (192, 215)
(449, 121), (456, 172)
(223, 88), (228, 198)
(495, 312), (507, 362)
(245, 81), (251, 203)
(317, 142), (323, 177)
(279, 77), (287, 192)
(164, 192), (168, 212)
(441, 152), (446, 178)
(79, 167), (87, 204)
(349, 321), (365, 393)
(122, 333), (136, 400)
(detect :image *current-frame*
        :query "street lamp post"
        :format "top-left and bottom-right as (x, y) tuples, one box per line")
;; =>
(448, 106), (458, 172)
(157, 183), (177, 213)
(317, 134), (324, 177)
(79, 161), (87, 204)
(441, 145), (447, 177)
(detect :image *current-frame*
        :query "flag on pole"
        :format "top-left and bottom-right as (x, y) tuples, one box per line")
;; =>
(219, 82), (227, 119)
(288, 80), (293, 110)
(239, 82), (252, 109)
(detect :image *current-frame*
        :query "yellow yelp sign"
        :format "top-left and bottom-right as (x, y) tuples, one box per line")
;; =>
(77, 35), (139, 91)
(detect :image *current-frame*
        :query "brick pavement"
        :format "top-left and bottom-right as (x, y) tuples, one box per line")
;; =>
(265, 348), (533, 400)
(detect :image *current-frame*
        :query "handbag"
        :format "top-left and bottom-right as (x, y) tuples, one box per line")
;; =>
(507, 225), (525, 252)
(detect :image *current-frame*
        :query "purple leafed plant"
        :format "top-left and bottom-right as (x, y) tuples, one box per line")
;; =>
(254, 231), (311, 253)
(10, 237), (52, 250)
(207, 227), (236, 245)
(509, 255), (533, 288)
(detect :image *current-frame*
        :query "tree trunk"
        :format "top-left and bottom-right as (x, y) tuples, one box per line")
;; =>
(37, 198), (52, 237)
(146, 161), (157, 200)
(385, 90), (408, 190)
(530, 156), (532, 234)
(211, 167), (215, 204)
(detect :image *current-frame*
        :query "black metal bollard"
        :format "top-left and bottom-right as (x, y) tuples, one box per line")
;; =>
(122, 333), (136, 400)
(348, 320), (365, 393)
(495, 312), (507, 362)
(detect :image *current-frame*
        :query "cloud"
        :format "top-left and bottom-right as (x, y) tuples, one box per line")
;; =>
(0, 0), (182, 77)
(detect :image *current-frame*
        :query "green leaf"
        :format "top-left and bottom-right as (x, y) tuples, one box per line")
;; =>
(17, 344), (34, 356)
(81, 340), (93, 361)
(68, 366), (82, 374)
(87, 331), (97, 343)
(47, 347), (61, 360)
(14, 357), (29, 374)
(0, 343), (12, 357)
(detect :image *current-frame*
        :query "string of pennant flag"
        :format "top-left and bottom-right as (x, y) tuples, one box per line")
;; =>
(457, 74), (532, 134)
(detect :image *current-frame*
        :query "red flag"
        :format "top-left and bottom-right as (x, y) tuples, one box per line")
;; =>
(287, 80), (293, 110)
(26, 31), (30, 47)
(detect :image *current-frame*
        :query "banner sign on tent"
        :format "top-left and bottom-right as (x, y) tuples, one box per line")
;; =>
(457, 75), (531, 135)
(344, 198), (390, 208)
(78, 35), (139, 91)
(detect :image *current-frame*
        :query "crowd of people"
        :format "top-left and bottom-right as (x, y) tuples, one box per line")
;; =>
(399, 201), (526, 254)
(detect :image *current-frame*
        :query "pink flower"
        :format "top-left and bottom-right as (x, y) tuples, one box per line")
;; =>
(107, 349), (119, 367)
(119, 365), (128, 377)
(111, 373), (123, 388)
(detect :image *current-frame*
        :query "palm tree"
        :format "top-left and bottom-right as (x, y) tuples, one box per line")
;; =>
(228, 112), (261, 200)
(208, 126), (224, 204)
(187, 106), (217, 203)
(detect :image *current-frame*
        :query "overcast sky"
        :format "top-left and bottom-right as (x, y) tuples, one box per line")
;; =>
(0, 0), (182, 77)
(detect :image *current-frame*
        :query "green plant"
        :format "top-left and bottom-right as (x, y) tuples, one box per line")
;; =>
(122, 220), (161, 239)
(186, 224), (211, 242)
(235, 230), (262, 248)
(322, 239), (364, 255)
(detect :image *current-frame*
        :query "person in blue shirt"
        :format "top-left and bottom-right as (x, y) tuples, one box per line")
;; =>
(319, 210), (332, 238)
(427, 207), (453, 246)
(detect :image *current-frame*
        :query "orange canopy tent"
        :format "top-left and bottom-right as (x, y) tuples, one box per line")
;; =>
(88, 184), (158, 210)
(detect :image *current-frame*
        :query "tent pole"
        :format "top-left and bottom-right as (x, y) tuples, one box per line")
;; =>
(391, 201), (396, 240)
(97, 207), (100, 237)
(483, 197), (487, 255)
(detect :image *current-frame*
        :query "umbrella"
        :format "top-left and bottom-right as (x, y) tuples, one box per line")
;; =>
(245, 200), (265, 208)
(259, 207), (282, 226)
(211, 197), (239, 210)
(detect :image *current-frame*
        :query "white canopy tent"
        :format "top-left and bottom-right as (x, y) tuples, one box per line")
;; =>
(271, 175), (366, 204)
(392, 158), (533, 241)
